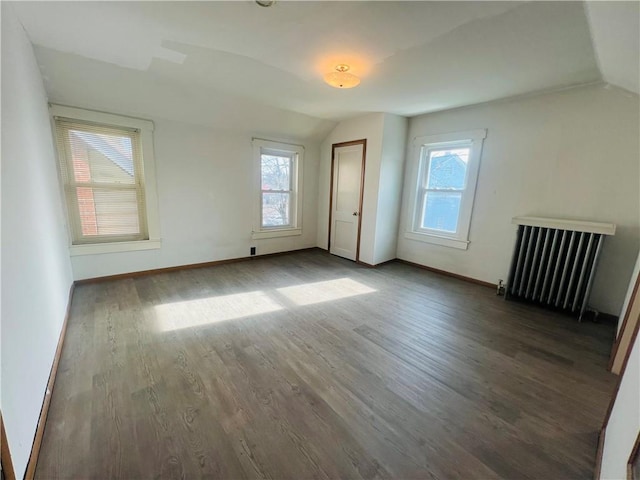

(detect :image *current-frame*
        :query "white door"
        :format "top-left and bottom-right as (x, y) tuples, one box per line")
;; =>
(330, 143), (364, 261)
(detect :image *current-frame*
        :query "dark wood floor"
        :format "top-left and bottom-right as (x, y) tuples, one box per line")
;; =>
(37, 249), (617, 479)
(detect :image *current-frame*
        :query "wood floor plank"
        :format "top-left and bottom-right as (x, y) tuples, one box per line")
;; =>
(36, 249), (617, 479)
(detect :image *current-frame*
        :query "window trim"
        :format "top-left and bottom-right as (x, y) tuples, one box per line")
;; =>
(56, 120), (148, 244)
(405, 129), (486, 250)
(50, 104), (161, 255)
(252, 139), (303, 240)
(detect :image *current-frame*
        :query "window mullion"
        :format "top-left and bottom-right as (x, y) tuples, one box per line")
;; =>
(261, 189), (292, 194)
(68, 182), (139, 189)
(424, 188), (465, 193)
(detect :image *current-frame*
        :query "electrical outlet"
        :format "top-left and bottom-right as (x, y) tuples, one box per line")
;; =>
(250, 247), (256, 256)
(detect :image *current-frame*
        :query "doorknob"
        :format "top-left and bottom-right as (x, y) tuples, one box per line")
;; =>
(352, 212), (359, 216)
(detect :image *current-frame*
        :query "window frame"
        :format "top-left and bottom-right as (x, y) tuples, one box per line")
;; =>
(405, 129), (486, 250)
(252, 139), (303, 240)
(50, 104), (161, 256)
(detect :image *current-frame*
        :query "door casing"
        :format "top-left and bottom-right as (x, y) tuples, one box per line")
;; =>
(328, 139), (367, 261)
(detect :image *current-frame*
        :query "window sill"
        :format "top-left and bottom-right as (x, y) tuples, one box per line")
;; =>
(69, 239), (162, 256)
(251, 228), (302, 240)
(404, 231), (469, 250)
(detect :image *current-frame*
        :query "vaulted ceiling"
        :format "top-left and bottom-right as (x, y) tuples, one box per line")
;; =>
(585, 1), (640, 95)
(10, 1), (640, 134)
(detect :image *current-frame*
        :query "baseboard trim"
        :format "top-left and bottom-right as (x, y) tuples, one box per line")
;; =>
(356, 259), (396, 268)
(24, 282), (75, 480)
(30, 251), (506, 292)
(597, 313), (618, 326)
(594, 426), (605, 480)
(75, 247), (321, 284)
(396, 259), (496, 289)
(628, 431), (640, 480)
(1, 412), (16, 480)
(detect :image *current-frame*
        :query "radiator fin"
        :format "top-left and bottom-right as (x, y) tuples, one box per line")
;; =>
(506, 224), (606, 320)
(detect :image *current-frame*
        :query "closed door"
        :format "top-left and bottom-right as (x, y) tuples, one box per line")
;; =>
(330, 141), (365, 261)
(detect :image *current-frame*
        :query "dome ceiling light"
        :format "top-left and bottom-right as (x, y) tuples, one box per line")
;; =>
(324, 64), (361, 89)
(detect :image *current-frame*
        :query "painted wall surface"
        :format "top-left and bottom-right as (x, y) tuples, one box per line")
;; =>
(585, 1), (640, 95)
(599, 251), (640, 479)
(28, 45), (327, 280)
(317, 113), (385, 264)
(397, 84), (640, 315)
(373, 114), (408, 264)
(317, 113), (408, 265)
(71, 119), (320, 279)
(600, 318), (640, 478)
(1, 5), (74, 476)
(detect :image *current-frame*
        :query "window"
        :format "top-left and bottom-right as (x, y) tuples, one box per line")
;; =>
(252, 139), (303, 239)
(261, 153), (294, 228)
(51, 105), (160, 255)
(406, 129), (486, 250)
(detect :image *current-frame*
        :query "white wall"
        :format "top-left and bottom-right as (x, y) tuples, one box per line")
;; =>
(397, 84), (640, 315)
(373, 114), (408, 264)
(600, 340), (640, 480)
(317, 113), (385, 264)
(600, 251), (640, 479)
(71, 119), (320, 279)
(24, 40), (327, 280)
(1, 4), (74, 477)
(317, 113), (407, 266)
(585, 1), (640, 95)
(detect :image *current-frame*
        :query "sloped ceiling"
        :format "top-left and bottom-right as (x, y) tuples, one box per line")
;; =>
(32, 45), (336, 141)
(10, 1), (611, 129)
(585, 1), (640, 95)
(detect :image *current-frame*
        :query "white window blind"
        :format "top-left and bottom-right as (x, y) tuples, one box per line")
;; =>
(55, 118), (149, 244)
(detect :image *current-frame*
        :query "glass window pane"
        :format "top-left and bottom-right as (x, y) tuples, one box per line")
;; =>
(261, 154), (291, 191)
(69, 130), (135, 184)
(262, 192), (290, 227)
(426, 148), (469, 189)
(421, 192), (462, 233)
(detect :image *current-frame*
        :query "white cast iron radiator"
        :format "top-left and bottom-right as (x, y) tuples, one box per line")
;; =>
(505, 216), (616, 321)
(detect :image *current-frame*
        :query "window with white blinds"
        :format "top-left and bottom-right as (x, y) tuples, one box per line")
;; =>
(55, 118), (149, 244)
(51, 105), (160, 255)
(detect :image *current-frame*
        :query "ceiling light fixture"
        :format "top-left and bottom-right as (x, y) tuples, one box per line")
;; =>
(324, 64), (360, 89)
(255, 0), (275, 6)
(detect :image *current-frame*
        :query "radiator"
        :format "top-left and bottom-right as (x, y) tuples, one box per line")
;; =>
(505, 217), (616, 320)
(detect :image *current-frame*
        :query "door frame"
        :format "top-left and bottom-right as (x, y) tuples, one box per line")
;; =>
(328, 139), (367, 261)
(594, 265), (640, 479)
(609, 268), (640, 373)
(1, 411), (16, 480)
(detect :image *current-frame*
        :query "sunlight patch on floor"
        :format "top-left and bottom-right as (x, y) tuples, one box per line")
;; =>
(155, 277), (377, 332)
(276, 277), (376, 306)
(155, 290), (283, 332)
